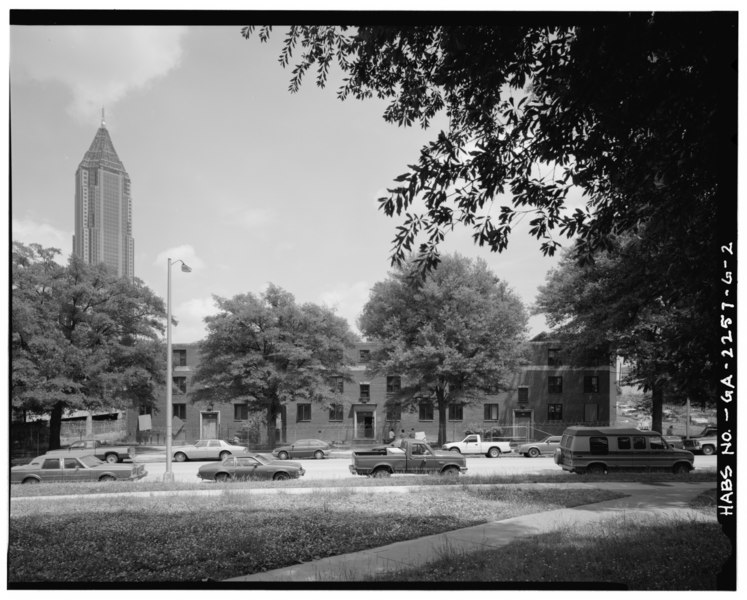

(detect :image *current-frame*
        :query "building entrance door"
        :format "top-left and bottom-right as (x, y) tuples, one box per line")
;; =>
(356, 411), (375, 439)
(513, 409), (533, 441)
(201, 412), (219, 439)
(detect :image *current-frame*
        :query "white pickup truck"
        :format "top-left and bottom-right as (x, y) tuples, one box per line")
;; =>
(442, 434), (512, 458)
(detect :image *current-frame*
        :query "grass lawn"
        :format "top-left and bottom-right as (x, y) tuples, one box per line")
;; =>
(9, 468), (716, 498)
(365, 489), (730, 590)
(9, 484), (623, 583)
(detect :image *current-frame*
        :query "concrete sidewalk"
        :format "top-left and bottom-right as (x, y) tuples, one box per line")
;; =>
(225, 481), (715, 583)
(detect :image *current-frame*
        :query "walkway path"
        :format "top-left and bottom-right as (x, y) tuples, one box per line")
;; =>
(225, 481), (715, 582)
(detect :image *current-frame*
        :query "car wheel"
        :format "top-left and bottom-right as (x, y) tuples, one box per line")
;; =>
(314, 450), (324, 460)
(215, 472), (230, 483)
(701, 445), (715, 456)
(449, 448), (461, 453)
(487, 447), (501, 458)
(22, 477), (39, 484)
(273, 472), (290, 481)
(277, 451), (289, 460)
(98, 475), (116, 482)
(587, 464), (607, 475)
(673, 463), (691, 475)
(528, 448), (540, 458)
(372, 467), (392, 478)
(441, 466), (459, 477)
(219, 451), (231, 460)
(104, 453), (119, 464)
(174, 452), (187, 462)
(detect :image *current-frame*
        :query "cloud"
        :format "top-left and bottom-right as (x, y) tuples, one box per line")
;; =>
(11, 26), (188, 121)
(235, 208), (275, 230)
(319, 281), (372, 334)
(154, 244), (205, 272)
(171, 296), (219, 344)
(12, 218), (71, 264)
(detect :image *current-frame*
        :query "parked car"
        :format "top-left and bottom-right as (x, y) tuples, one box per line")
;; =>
(46, 439), (135, 463)
(172, 439), (248, 462)
(514, 435), (562, 458)
(11, 453), (148, 484)
(197, 453), (305, 482)
(272, 439), (331, 460)
(683, 424), (718, 455)
(441, 434), (511, 458)
(554, 426), (694, 475)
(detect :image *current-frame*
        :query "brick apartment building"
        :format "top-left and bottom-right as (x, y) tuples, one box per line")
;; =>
(131, 337), (616, 446)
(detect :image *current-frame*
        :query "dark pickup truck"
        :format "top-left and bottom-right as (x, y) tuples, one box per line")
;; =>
(349, 438), (468, 478)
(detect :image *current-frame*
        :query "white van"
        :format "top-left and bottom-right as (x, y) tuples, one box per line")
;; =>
(554, 426), (694, 475)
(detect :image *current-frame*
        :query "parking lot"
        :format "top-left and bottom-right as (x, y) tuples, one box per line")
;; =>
(135, 452), (718, 483)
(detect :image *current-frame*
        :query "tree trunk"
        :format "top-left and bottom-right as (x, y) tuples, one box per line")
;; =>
(436, 388), (447, 446)
(651, 382), (664, 434)
(266, 404), (276, 447)
(48, 401), (64, 450)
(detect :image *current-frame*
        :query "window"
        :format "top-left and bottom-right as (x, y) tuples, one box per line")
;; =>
(173, 349), (187, 367)
(589, 436), (609, 454)
(650, 436), (666, 450)
(64, 458), (80, 469)
(484, 403), (500, 421)
(518, 387), (529, 403)
(633, 436), (646, 450)
(297, 404), (311, 422)
(548, 376), (563, 394)
(386, 376), (401, 395)
(448, 403), (463, 421)
(359, 384), (370, 402)
(233, 404), (248, 421)
(584, 376), (600, 394)
(173, 403), (187, 420)
(359, 349), (371, 363)
(548, 348), (561, 366)
(331, 376), (344, 394)
(329, 403), (344, 421)
(42, 459), (61, 469)
(419, 401), (434, 421)
(547, 403), (563, 421)
(618, 436), (631, 450)
(386, 402), (402, 421)
(173, 376), (187, 394)
(139, 405), (152, 416)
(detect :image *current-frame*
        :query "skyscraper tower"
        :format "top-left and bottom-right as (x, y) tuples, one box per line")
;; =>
(73, 110), (134, 279)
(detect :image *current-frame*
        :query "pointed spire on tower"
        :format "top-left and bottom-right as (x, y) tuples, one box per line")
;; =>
(101, 107), (106, 128)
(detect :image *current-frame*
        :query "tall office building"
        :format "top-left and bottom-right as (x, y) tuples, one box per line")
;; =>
(73, 113), (134, 279)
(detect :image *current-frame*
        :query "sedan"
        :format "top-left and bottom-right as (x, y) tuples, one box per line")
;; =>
(11, 453), (147, 484)
(514, 436), (562, 458)
(172, 439), (248, 462)
(272, 438), (331, 460)
(197, 453), (305, 482)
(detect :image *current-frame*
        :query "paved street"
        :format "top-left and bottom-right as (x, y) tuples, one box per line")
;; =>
(134, 453), (718, 483)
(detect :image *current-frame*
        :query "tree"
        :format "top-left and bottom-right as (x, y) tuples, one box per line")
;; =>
(11, 242), (166, 449)
(191, 285), (358, 445)
(534, 233), (719, 434)
(359, 254), (528, 445)
(243, 17), (735, 272)
(245, 18), (733, 437)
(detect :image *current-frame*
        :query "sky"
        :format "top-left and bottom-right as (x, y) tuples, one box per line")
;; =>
(8, 18), (594, 344)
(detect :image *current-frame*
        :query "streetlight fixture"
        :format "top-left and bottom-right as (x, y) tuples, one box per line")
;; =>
(164, 257), (191, 482)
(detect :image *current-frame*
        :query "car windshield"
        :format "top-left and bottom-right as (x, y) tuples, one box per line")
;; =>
(79, 455), (104, 467)
(254, 454), (273, 464)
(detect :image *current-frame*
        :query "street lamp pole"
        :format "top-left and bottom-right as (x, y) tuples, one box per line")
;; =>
(164, 257), (191, 482)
